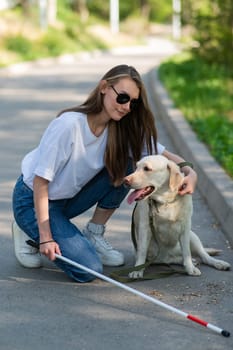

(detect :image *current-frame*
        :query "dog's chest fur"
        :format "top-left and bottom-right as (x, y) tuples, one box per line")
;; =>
(148, 195), (193, 246)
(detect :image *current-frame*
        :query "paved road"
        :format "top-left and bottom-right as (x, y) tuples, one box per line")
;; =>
(0, 40), (233, 350)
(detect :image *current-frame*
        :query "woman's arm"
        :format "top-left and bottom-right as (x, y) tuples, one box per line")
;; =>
(162, 149), (197, 195)
(33, 175), (61, 260)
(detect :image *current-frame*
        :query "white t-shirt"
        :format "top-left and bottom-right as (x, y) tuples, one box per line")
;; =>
(22, 112), (165, 200)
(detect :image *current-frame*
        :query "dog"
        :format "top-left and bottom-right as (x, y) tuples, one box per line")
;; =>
(124, 155), (230, 278)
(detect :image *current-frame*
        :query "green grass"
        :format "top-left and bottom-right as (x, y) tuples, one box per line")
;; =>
(0, 2), (142, 68)
(0, 4), (108, 67)
(159, 53), (233, 178)
(2, 29), (106, 66)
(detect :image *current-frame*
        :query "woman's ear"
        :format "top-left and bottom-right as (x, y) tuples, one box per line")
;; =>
(100, 80), (108, 94)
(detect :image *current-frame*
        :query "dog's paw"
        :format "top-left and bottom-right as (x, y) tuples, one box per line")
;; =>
(129, 269), (145, 279)
(213, 260), (231, 270)
(186, 265), (201, 276)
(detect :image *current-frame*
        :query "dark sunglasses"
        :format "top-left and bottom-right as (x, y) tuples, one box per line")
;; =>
(111, 85), (139, 110)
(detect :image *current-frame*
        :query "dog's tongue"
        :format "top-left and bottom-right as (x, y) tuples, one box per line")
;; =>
(127, 189), (145, 205)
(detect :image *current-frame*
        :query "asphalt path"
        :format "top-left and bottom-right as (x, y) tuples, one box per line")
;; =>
(0, 39), (233, 350)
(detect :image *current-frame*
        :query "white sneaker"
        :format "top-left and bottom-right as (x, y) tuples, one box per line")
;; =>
(12, 221), (42, 268)
(83, 222), (124, 267)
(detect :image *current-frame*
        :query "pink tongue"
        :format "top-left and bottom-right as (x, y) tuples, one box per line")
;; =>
(127, 189), (145, 205)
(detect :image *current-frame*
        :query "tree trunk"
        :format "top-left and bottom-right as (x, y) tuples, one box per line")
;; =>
(47, 0), (57, 25)
(72, 0), (89, 22)
(19, 0), (31, 15)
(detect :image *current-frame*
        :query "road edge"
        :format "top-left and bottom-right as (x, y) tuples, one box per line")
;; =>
(148, 67), (233, 247)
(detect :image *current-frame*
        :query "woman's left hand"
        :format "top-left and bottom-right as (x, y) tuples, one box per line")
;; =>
(162, 150), (198, 196)
(179, 167), (197, 195)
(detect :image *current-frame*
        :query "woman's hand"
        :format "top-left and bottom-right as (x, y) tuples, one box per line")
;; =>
(39, 240), (61, 261)
(178, 167), (197, 195)
(162, 150), (198, 196)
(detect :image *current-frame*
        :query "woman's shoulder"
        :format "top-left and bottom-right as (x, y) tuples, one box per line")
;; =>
(59, 111), (86, 121)
(55, 111), (87, 128)
(43, 112), (86, 140)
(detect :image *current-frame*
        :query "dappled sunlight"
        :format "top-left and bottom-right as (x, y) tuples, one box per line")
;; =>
(224, 191), (233, 199)
(108, 221), (131, 234)
(0, 180), (15, 203)
(0, 185), (14, 205)
(3, 59), (109, 79)
(1, 88), (87, 103)
(0, 178), (16, 237)
(76, 301), (142, 322)
(0, 216), (13, 236)
(7, 272), (72, 286)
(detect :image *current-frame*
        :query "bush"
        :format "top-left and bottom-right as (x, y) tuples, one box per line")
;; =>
(41, 30), (73, 56)
(4, 35), (37, 60)
(184, 0), (233, 72)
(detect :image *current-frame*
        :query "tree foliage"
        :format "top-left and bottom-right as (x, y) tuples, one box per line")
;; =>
(11, 0), (233, 71)
(182, 0), (233, 70)
(84, 0), (172, 23)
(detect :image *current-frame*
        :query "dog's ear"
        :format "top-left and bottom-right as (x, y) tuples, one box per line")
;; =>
(167, 161), (184, 192)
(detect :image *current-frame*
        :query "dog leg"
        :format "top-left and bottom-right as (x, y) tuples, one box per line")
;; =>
(180, 228), (201, 276)
(190, 231), (231, 270)
(129, 202), (151, 279)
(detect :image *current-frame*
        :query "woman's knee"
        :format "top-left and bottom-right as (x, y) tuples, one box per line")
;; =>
(55, 258), (103, 283)
(71, 261), (103, 283)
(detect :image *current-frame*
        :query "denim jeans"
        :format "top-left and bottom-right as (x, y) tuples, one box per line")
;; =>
(12, 161), (133, 282)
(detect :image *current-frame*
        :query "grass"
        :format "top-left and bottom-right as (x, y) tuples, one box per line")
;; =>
(0, 5), (109, 67)
(0, 3), (142, 68)
(159, 53), (233, 178)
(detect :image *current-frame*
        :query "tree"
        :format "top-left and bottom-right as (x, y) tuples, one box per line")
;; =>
(71, 0), (89, 22)
(47, 0), (57, 25)
(182, 0), (233, 70)
(18, 0), (31, 15)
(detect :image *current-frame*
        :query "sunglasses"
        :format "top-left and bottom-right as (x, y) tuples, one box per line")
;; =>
(111, 85), (139, 110)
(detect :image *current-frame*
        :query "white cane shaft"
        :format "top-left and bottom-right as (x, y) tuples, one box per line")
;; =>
(55, 254), (230, 337)
(56, 254), (188, 316)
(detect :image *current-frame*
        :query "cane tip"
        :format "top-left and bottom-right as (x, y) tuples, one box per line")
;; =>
(221, 330), (230, 337)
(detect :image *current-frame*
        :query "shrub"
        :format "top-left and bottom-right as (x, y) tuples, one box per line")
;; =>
(4, 35), (37, 60)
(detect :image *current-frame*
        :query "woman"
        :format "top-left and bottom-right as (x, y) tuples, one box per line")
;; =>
(12, 64), (197, 282)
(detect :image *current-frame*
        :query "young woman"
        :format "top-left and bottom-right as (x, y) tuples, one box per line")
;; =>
(12, 64), (197, 283)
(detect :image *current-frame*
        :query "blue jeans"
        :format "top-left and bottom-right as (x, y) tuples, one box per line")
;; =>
(12, 162), (133, 283)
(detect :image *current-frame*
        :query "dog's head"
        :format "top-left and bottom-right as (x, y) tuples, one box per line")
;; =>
(124, 155), (184, 204)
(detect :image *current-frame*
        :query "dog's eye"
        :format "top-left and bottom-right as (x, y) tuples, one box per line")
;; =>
(143, 166), (151, 172)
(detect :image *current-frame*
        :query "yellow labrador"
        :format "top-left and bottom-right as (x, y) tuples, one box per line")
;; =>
(124, 155), (230, 278)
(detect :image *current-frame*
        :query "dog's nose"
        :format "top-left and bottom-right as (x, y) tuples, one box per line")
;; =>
(123, 176), (131, 187)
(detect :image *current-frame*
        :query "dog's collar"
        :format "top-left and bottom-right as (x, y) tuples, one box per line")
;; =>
(148, 197), (177, 213)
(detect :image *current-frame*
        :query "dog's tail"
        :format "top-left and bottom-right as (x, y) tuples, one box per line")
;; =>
(205, 248), (222, 256)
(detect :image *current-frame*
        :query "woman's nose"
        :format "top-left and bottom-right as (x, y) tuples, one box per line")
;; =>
(123, 101), (131, 112)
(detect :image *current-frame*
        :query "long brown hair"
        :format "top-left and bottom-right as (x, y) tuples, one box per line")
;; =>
(57, 64), (158, 185)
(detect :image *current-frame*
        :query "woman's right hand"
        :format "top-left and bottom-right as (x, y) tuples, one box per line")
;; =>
(39, 240), (61, 261)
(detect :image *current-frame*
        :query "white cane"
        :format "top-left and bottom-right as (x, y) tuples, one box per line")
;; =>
(26, 240), (230, 338)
